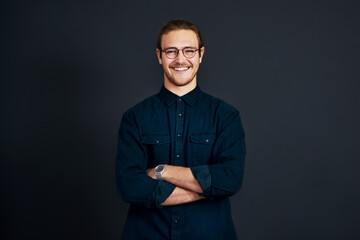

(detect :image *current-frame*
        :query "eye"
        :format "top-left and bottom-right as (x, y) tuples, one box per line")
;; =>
(184, 49), (195, 54)
(166, 49), (177, 54)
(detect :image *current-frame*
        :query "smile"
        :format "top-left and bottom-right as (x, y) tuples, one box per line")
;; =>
(172, 67), (190, 71)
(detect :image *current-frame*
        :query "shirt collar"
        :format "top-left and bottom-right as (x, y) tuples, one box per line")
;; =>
(159, 85), (202, 107)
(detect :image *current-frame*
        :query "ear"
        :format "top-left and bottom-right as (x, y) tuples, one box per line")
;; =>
(199, 46), (205, 63)
(156, 48), (163, 65)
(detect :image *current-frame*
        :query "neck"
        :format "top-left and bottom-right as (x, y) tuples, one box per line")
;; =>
(164, 78), (197, 97)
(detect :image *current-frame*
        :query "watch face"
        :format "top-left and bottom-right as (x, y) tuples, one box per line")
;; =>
(156, 165), (165, 173)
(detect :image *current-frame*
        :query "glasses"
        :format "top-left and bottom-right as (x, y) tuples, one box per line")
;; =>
(161, 47), (199, 59)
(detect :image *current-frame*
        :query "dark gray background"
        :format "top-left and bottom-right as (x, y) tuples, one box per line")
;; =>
(2, 0), (360, 239)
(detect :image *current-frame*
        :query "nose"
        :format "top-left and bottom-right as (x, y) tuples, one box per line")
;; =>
(175, 50), (187, 62)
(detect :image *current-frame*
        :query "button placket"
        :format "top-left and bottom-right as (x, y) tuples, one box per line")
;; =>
(172, 98), (184, 239)
(174, 98), (184, 166)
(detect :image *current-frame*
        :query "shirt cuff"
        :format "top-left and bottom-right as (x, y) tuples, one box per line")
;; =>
(151, 180), (176, 208)
(190, 165), (212, 199)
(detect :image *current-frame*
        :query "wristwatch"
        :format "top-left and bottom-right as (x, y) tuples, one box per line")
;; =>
(155, 164), (166, 180)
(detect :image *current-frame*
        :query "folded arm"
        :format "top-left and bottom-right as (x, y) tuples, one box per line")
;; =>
(117, 108), (245, 208)
(160, 187), (205, 206)
(147, 110), (246, 201)
(147, 165), (203, 193)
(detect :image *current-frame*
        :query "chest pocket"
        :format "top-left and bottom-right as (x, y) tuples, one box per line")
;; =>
(190, 133), (216, 166)
(141, 134), (171, 167)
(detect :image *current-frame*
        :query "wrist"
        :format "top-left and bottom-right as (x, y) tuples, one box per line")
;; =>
(161, 165), (176, 181)
(155, 164), (166, 180)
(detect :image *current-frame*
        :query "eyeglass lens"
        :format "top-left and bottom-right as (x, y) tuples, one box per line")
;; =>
(164, 48), (197, 59)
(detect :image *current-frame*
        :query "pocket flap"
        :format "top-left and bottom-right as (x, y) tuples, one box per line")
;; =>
(141, 135), (171, 145)
(190, 133), (216, 144)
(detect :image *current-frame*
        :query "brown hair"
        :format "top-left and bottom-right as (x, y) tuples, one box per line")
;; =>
(156, 19), (204, 51)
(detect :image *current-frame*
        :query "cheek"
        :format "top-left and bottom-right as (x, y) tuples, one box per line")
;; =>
(192, 60), (200, 69)
(165, 60), (177, 69)
(164, 62), (171, 69)
(192, 58), (200, 65)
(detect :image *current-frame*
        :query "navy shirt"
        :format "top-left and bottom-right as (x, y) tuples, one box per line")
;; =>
(116, 86), (246, 240)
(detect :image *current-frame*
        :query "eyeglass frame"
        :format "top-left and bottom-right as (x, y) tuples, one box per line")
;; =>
(160, 47), (200, 59)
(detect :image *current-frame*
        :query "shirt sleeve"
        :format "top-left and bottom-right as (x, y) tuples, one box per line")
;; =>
(191, 110), (246, 199)
(115, 110), (176, 208)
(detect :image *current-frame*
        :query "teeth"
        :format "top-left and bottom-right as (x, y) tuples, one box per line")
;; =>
(174, 67), (189, 71)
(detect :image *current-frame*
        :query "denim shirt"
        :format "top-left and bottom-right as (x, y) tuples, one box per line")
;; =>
(116, 85), (246, 240)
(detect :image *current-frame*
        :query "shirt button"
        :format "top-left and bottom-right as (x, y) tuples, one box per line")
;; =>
(178, 113), (182, 117)
(178, 98), (182, 102)
(176, 154), (180, 158)
(177, 134), (181, 137)
(173, 219), (178, 223)
(205, 139), (209, 143)
(156, 140), (160, 144)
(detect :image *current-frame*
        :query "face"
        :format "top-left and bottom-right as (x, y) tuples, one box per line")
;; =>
(156, 30), (205, 89)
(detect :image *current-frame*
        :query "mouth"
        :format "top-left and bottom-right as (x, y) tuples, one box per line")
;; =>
(171, 66), (190, 72)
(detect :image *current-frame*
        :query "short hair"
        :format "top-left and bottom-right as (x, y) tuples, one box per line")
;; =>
(156, 19), (204, 50)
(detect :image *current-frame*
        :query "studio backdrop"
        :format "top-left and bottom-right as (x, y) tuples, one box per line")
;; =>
(1, 0), (360, 239)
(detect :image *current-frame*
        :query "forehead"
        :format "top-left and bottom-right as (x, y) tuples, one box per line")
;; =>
(161, 29), (199, 49)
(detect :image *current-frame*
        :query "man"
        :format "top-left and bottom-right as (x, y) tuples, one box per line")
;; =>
(116, 19), (246, 240)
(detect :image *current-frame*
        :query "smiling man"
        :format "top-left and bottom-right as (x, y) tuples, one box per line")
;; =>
(157, 29), (202, 95)
(116, 19), (246, 240)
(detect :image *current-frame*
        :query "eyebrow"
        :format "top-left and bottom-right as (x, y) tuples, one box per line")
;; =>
(163, 46), (197, 50)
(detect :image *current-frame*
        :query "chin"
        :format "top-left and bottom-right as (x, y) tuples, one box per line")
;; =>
(164, 71), (196, 87)
(170, 78), (194, 87)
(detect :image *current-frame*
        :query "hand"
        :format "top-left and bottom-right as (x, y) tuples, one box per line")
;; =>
(146, 167), (156, 179)
(161, 187), (206, 206)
